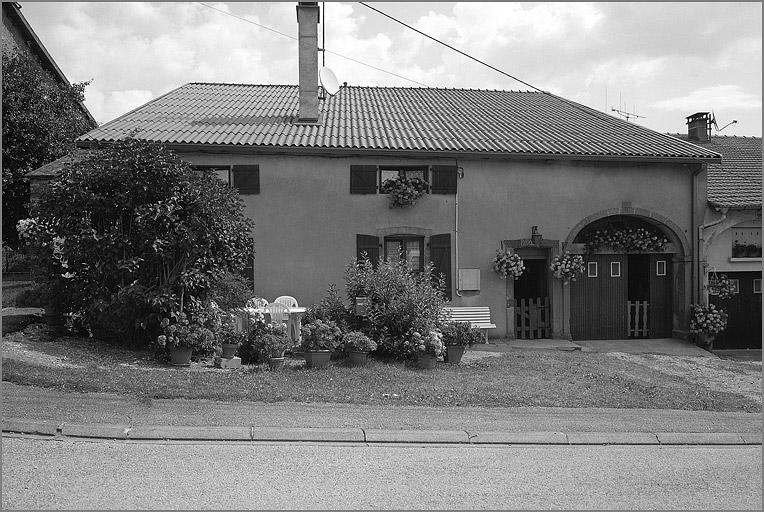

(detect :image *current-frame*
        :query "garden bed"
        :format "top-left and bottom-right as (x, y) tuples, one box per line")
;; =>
(1, 324), (760, 412)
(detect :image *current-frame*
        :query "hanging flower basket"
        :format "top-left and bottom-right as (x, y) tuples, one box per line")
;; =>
(492, 249), (525, 279)
(380, 176), (428, 208)
(583, 226), (669, 253)
(550, 252), (585, 283)
(689, 303), (728, 336)
(706, 273), (739, 300)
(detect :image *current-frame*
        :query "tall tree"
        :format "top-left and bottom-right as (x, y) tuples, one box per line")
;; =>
(2, 45), (96, 250)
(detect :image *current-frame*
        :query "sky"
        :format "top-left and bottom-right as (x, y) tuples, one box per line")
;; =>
(18, 1), (763, 136)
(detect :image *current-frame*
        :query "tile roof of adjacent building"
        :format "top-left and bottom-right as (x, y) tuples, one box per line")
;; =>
(669, 134), (761, 209)
(76, 83), (721, 162)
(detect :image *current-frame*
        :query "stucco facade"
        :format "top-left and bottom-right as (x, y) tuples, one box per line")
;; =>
(179, 149), (701, 339)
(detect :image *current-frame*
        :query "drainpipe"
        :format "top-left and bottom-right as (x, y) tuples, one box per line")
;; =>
(454, 160), (464, 297)
(698, 206), (729, 304)
(690, 163), (704, 305)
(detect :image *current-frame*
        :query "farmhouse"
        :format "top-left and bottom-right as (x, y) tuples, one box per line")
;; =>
(29, 3), (723, 341)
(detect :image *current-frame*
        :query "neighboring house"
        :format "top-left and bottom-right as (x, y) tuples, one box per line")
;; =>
(28, 2), (722, 341)
(671, 113), (762, 350)
(1, 2), (95, 125)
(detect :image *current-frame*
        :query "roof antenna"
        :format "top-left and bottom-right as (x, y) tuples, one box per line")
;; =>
(318, 2), (340, 98)
(610, 106), (645, 122)
(712, 110), (737, 132)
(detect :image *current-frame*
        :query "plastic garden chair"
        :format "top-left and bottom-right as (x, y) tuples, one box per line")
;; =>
(274, 295), (299, 308)
(265, 302), (290, 324)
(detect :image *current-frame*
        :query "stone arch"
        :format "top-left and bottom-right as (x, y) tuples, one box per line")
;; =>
(563, 206), (691, 257)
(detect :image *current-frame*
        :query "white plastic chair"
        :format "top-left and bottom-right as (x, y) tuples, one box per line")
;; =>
(265, 302), (290, 324)
(274, 295), (298, 308)
(245, 296), (269, 309)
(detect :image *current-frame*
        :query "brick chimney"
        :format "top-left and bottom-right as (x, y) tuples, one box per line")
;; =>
(296, 2), (320, 122)
(686, 112), (712, 142)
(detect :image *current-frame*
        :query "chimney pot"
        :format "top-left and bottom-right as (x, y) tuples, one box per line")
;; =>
(686, 112), (711, 142)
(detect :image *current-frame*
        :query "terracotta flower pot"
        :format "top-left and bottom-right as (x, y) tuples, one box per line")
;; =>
(444, 345), (466, 364)
(695, 333), (715, 352)
(169, 347), (192, 366)
(268, 356), (285, 371)
(417, 353), (436, 370)
(348, 351), (369, 367)
(304, 350), (331, 369)
(221, 343), (238, 359)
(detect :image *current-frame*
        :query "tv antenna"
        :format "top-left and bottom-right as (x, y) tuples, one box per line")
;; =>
(611, 107), (645, 122)
(318, 2), (340, 99)
(711, 110), (737, 132)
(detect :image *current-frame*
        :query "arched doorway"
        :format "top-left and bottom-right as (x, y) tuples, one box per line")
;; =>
(566, 215), (683, 340)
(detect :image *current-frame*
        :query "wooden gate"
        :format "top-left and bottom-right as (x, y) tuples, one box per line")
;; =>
(648, 255), (673, 337)
(710, 271), (762, 349)
(570, 254), (628, 340)
(627, 301), (649, 337)
(515, 297), (551, 339)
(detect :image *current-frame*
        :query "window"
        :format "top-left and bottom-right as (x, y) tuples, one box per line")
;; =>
(754, 279), (761, 294)
(192, 165), (230, 185)
(587, 262), (598, 277)
(379, 166), (428, 191)
(656, 260), (666, 276)
(732, 228), (762, 258)
(384, 236), (424, 271)
(350, 165), (459, 195)
(232, 164), (260, 194)
(610, 261), (621, 277)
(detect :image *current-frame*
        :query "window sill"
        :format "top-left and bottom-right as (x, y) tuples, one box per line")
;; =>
(728, 257), (762, 262)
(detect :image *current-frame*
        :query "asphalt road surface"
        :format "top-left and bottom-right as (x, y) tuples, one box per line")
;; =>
(2, 436), (761, 510)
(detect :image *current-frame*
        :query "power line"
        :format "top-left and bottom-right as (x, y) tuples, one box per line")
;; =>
(197, 2), (428, 87)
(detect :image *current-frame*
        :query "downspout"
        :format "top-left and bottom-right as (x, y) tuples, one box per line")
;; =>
(454, 159), (464, 297)
(690, 163), (704, 305)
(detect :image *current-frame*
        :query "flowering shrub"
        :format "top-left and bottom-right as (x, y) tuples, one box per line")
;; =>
(239, 321), (287, 363)
(216, 314), (247, 346)
(706, 274), (739, 300)
(254, 325), (292, 358)
(403, 329), (445, 357)
(341, 331), (377, 352)
(380, 176), (428, 208)
(441, 321), (483, 346)
(689, 303), (728, 336)
(550, 252), (585, 282)
(583, 226), (668, 253)
(300, 319), (342, 351)
(345, 257), (447, 359)
(156, 312), (215, 354)
(303, 284), (352, 332)
(493, 249), (525, 279)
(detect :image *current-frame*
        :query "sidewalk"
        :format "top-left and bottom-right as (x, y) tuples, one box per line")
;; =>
(2, 382), (760, 445)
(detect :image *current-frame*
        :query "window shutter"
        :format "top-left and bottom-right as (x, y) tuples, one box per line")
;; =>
(356, 234), (380, 267)
(430, 166), (457, 194)
(350, 165), (378, 194)
(232, 165), (260, 194)
(429, 233), (452, 300)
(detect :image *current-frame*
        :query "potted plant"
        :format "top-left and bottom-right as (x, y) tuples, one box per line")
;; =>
(255, 324), (292, 371)
(550, 251), (585, 283)
(300, 319), (342, 369)
(217, 313), (246, 359)
(441, 321), (482, 364)
(493, 249), (525, 279)
(403, 328), (444, 369)
(342, 331), (377, 367)
(689, 303), (728, 351)
(380, 175), (429, 208)
(156, 312), (215, 366)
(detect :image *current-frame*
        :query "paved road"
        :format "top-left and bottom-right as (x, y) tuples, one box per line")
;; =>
(2, 437), (761, 509)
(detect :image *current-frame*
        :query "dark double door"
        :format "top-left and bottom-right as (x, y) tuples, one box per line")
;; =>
(570, 254), (672, 340)
(710, 271), (762, 349)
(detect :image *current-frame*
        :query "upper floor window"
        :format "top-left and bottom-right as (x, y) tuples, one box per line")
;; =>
(191, 164), (260, 195)
(350, 165), (457, 195)
(732, 228), (762, 258)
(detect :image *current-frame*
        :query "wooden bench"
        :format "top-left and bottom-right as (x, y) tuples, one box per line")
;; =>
(443, 306), (497, 342)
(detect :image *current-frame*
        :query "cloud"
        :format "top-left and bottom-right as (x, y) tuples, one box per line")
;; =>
(651, 85), (762, 112)
(86, 88), (154, 123)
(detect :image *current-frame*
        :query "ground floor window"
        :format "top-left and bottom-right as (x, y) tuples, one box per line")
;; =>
(384, 236), (424, 270)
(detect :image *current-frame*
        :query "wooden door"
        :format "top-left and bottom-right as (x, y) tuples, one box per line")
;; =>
(649, 255), (673, 337)
(710, 271), (762, 349)
(570, 254), (628, 340)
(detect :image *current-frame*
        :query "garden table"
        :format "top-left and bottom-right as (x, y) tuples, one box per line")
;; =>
(231, 307), (307, 342)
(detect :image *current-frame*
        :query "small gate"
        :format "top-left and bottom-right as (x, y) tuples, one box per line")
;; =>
(515, 297), (551, 339)
(627, 301), (649, 337)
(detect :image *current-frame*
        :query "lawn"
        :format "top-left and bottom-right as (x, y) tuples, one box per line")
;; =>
(1, 324), (760, 412)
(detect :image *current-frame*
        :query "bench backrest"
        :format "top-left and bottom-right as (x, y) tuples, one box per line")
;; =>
(443, 306), (492, 324)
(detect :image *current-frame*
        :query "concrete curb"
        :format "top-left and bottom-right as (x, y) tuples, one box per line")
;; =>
(2, 419), (761, 445)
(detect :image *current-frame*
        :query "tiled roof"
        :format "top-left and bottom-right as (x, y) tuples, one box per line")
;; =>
(26, 149), (97, 178)
(77, 83), (721, 162)
(670, 134), (761, 209)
